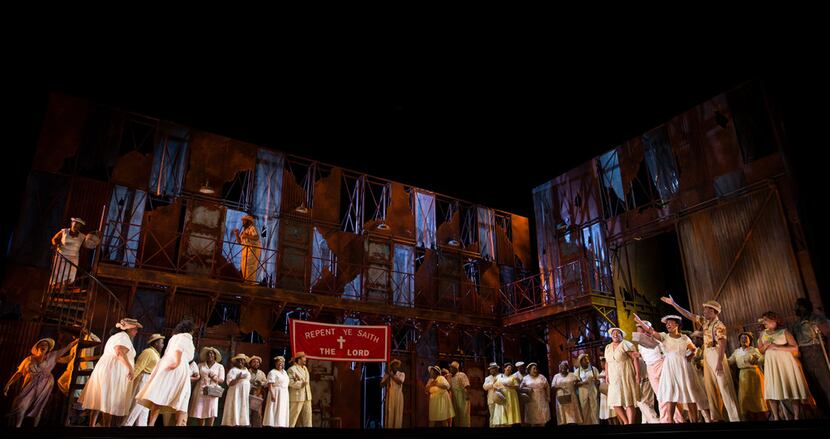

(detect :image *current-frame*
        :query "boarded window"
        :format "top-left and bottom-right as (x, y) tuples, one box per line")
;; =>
(392, 244), (415, 307)
(643, 126), (680, 203)
(478, 207), (496, 261)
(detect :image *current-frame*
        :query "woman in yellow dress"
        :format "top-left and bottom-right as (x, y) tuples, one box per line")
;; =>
(728, 332), (768, 420)
(426, 365), (454, 427)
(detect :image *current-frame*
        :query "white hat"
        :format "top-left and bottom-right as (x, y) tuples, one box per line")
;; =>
(515, 361), (526, 367)
(608, 327), (626, 337)
(661, 315), (683, 324)
(71, 217), (86, 225)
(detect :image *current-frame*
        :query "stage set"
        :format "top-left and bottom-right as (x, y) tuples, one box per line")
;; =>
(0, 80), (827, 438)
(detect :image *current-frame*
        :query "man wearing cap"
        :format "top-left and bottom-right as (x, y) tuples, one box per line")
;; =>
(449, 360), (471, 427)
(661, 296), (740, 422)
(792, 297), (830, 417)
(287, 352), (312, 427)
(123, 334), (165, 426)
(248, 355), (268, 427)
(50, 217), (96, 285)
(233, 215), (261, 284)
(482, 362), (501, 426)
(381, 359), (405, 428)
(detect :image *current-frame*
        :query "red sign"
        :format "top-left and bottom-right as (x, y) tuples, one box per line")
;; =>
(289, 319), (391, 363)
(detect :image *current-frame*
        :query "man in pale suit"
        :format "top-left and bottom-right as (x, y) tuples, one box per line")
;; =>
(481, 362), (500, 427)
(287, 352), (312, 427)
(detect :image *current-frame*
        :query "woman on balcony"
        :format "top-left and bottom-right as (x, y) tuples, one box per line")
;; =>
(4, 336), (79, 427)
(234, 215), (261, 284)
(49, 217), (96, 286)
(603, 327), (640, 424)
(136, 319), (196, 426)
(78, 317), (141, 426)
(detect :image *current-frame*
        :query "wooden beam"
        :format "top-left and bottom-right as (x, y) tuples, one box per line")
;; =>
(501, 294), (616, 327)
(96, 264), (501, 328)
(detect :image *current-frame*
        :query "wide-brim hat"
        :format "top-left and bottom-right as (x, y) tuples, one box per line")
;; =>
(390, 359), (401, 367)
(577, 353), (590, 363)
(703, 300), (722, 313)
(661, 315), (683, 324)
(608, 327), (626, 337)
(231, 353), (249, 363)
(514, 361), (525, 368)
(249, 355), (263, 365)
(116, 318), (143, 330)
(31, 338), (55, 355)
(291, 351), (306, 363)
(200, 347), (222, 363)
(70, 217), (86, 226)
(146, 334), (165, 345)
(274, 355), (286, 364)
(527, 362), (538, 371)
(488, 362), (499, 370)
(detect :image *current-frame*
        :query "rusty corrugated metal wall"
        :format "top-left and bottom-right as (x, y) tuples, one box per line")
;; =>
(677, 188), (804, 349)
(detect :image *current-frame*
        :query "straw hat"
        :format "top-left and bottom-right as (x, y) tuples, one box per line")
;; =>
(70, 217), (86, 226)
(608, 327), (626, 337)
(231, 353), (249, 364)
(703, 300), (722, 313)
(31, 338), (55, 355)
(146, 334), (165, 345)
(200, 346), (222, 363)
(661, 315), (683, 324)
(390, 359), (401, 367)
(116, 318), (143, 330)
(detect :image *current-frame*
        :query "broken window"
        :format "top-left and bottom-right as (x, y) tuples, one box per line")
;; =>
(149, 133), (188, 198)
(102, 185), (147, 267)
(221, 170), (254, 212)
(341, 174), (365, 234)
(253, 149), (284, 285)
(581, 222), (611, 293)
(311, 226), (337, 287)
(415, 190), (436, 249)
(208, 301), (241, 326)
(477, 207), (496, 261)
(344, 274), (362, 300)
(460, 203), (477, 248)
(642, 126), (680, 203)
(598, 149), (625, 218)
(393, 244), (415, 307)
(366, 179), (390, 227)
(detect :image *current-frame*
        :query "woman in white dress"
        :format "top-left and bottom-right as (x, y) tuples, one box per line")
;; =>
(758, 311), (813, 420)
(519, 362), (550, 426)
(551, 360), (582, 425)
(426, 365), (454, 427)
(597, 357), (618, 424)
(381, 359), (405, 428)
(50, 218), (93, 285)
(222, 354), (251, 426)
(575, 353), (600, 425)
(635, 314), (706, 423)
(136, 320), (196, 426)
(189, 347), (225, 426)
(78, 317), (141, 426)
(263, 355), (290, 427)
(604, 327), (640, 425)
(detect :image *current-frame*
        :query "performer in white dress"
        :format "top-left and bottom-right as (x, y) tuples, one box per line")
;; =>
(758, 311), (813, 421)
(519, 362), (550, 426)
(136, 320), (196, 426)
(635, 314), (707, 423)
(50, 218), (96, 285)
(222, 354), (251, 426)
(551, 360), (582, 425)
(78, 318), (141, 427)
(575, 353), (600, 425)
(263, 356), (290, 427)
(189, 347), (225, 426)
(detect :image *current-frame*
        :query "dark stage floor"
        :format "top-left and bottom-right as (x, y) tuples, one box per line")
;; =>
(0, 421), (825, 439)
